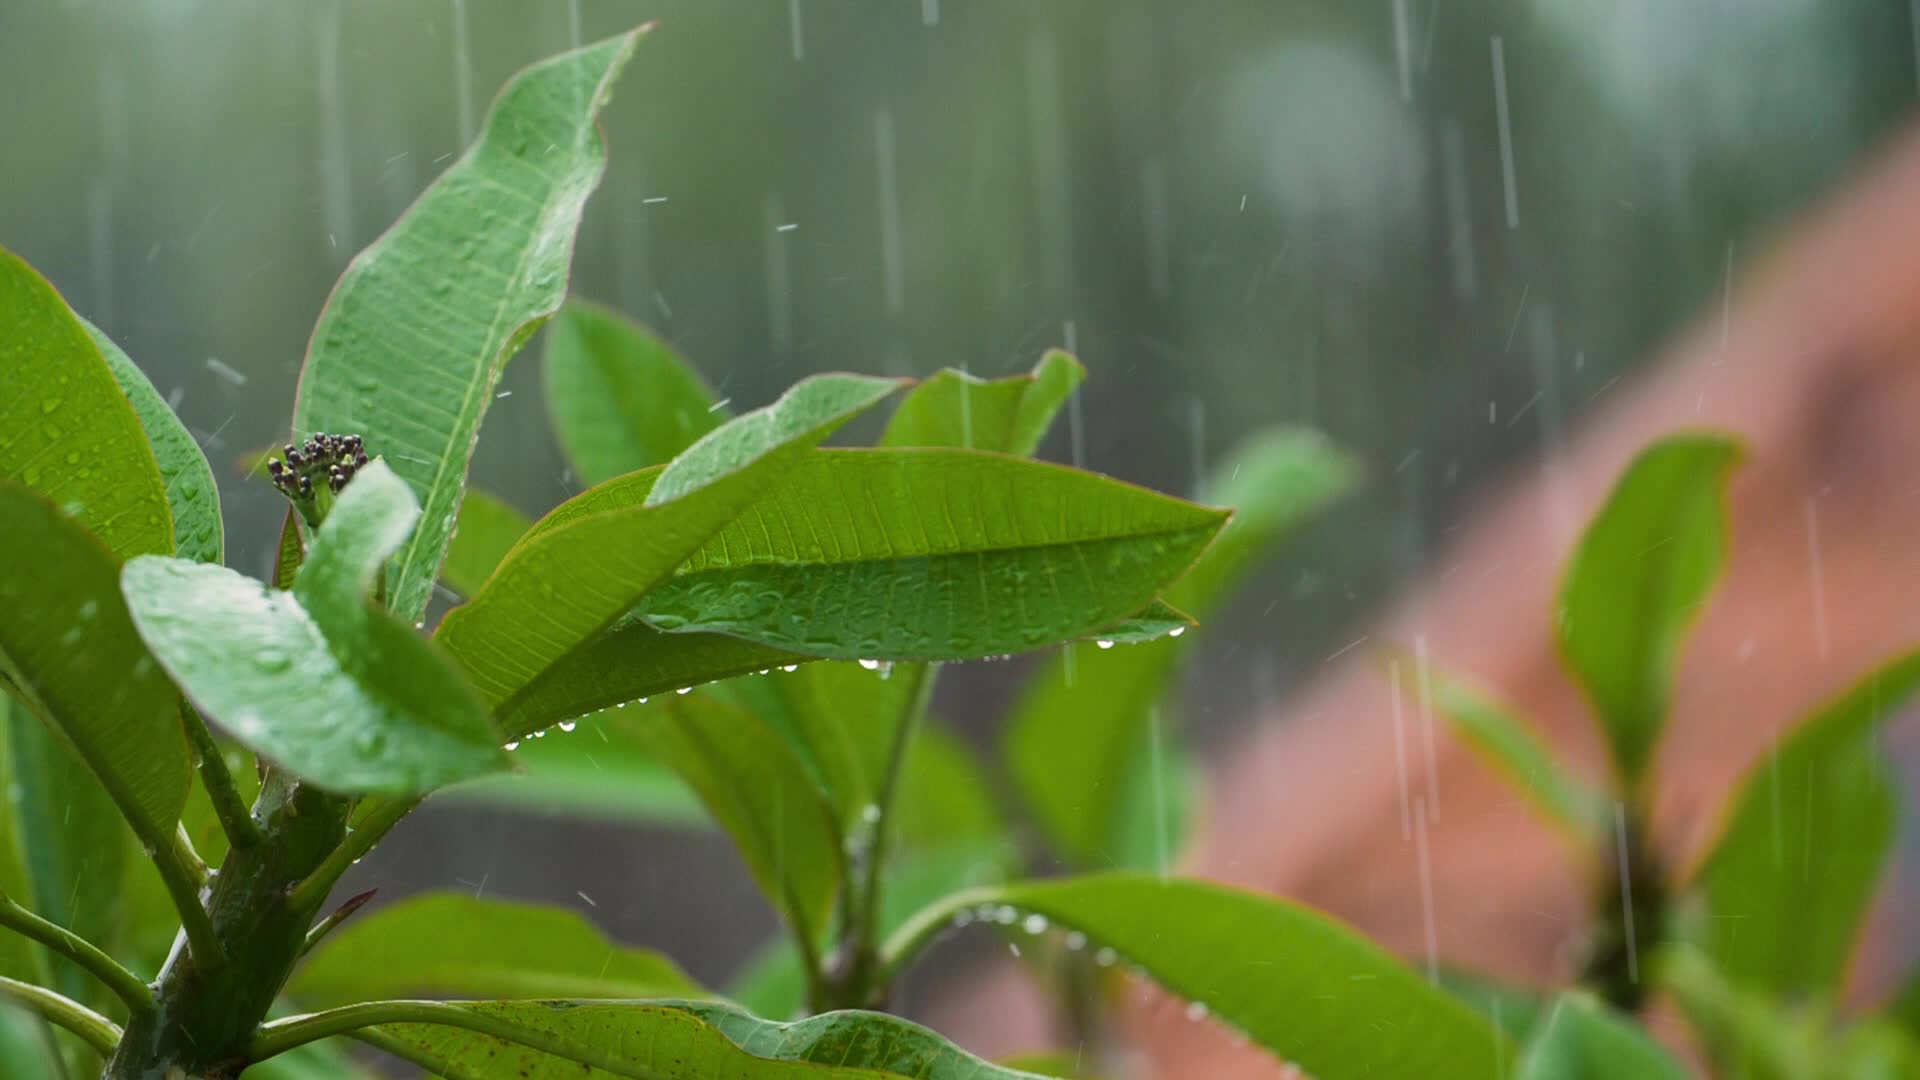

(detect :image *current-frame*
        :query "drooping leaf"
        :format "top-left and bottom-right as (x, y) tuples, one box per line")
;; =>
(122, 462), (507, 795)
(1558, 435), (1741, 788)
(436, 374), (903, 712)
(290, 30), (647, 624)
(544, 300), (726, 486)
(633, 450), (1229, 661)
(291, 893), (704, 1008)
(342, 999), (1050, 1079)
(1516, 993), (1688, 1080)
(1004, 429), (1355, 867)
(1694, 651), (1920, 997)
(0, 245), (173, 560)
(442, 491), (530, 597)
(621, 695), (844, 948)
(1420, 665), (1607, 839)
(86, 319), (223, 564)
(887, 875), (1508, 1079)
(0, 484), (189, 861)
(878, 351), (1083, 456)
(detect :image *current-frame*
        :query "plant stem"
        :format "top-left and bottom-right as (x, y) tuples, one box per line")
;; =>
(251, 1000), (665, 1075)
(154, 827), (224, 970)
(300, 889), (376, 958)
(0, 975), (122, 1059)
(837, 662), (936, 1006)
(179, 702), (263, 850)
(0, 894), (151, 1015)
(287, 796), (417, 914)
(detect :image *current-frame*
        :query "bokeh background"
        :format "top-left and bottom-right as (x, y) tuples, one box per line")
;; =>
(3, 0), (1915, 1008)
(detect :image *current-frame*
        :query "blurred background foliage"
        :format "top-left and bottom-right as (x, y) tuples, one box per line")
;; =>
(1, 0), (1913, 989)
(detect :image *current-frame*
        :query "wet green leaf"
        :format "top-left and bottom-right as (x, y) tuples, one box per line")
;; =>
(1517, 993), (1687, 1079)
(291, 893), (704, 1008)
(442, 490), (530, 597)
(1695, 651), (1920, 997)
(1558, 434), (1741, 788)
(437, 374), (903, 713)
(0, 484), (189, 864)
(878, 351), (1083, 456)
(350, 999), (1049, 1079)
(0, 245), (172, 561)
(122, 462), (507, 795)
(443, 707), (708, 829)
(888, 875), (1508, 1080)
(1004, 429), (1354, 866)
(87, 319), (222, 564)
(290, 30), (647, 624)
(1421, 665), (1607, 838)
(545, 300), (726, 486)
(633, 450), (1228, 661)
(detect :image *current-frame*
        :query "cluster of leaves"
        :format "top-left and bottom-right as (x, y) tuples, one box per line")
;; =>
(1419, 434), (1920, 1075)
(0, 27), (1519, 1080)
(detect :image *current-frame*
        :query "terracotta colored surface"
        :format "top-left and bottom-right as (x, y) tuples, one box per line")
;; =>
(928, 125), (1920, 1076)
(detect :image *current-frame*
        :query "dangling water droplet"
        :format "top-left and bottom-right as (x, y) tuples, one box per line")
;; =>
(1094, 947), (1118, 966)
(676, 686), (692, 695)
(637, 697), (649, 705)
(504, 740), (520, 751)
(1168, 626), (1186, 638)
(1185, 1001), (1210, 1022)
(1021, 913), (1048, 935)
(993, 905), (1018, 925)
(532, 728), (546, 738)
(1096, 639), (1115, 650)
(558, 720), (577, 732)
(781, 664), (799, 673)
(857, 658), (882, 670)
(1064, 931), (1087, 951)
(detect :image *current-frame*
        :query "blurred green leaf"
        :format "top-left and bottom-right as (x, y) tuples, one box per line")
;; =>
(1103, 709), (1200, 875)
(1695, 651), (1920, 997)
(1559, 435), (1741, 788)
(0, 484), (190, 866)
(1657, 944), (1840, 1080)
(1004, 429), (1355, 867)
(443, 706), (708, 829)
(634, 450), (1228, 661)
(442, 490), (530, 597)
(878, 351), (1084, 456)
(1436, 968), (1551, 1049)
(0, 244), (173, 561)
(1419, 665), (1607, 838)
(887, 875), (1508, 1079)
(0, 697), (46, 986)
(123, 462), (507, 795)
(1093, 601), (1196, 644)
(544, 300), (726, 486)
(1517, 993), (1687, 1079)
(290, 892), (704, 1008)
(891, 723), (1007, 853)
(0, 1005), (58, 1080)
(289, 30), (647, 624)
(87, 319), (222, 565)
(624, 695), (844, 951)
(339, 999), (1050, 1079)
(437, 373), (903, 714)
(727, 937), (809, 1023)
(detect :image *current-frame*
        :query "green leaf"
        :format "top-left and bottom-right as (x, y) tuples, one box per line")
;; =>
(1436, 969), (1551, 1049)
(0, 483), (190, 860)
(1695, 651), (1920, 997)
(1004, 429), (1354, 867)
(1093, 600), (1195, 644)
(878, 351), (1084, 456)
(544, 300), (726, 486)
(887, 875), (1509, 1079)
(291, 893), (704, 1008)
(0, 1006), (58, 1080)
(443, 707), (708, 828)
(0, 244), (173, 561)
(730, 661), (929, 826)
(1517, 993), (1688, 1080)
(290, 30), (647, 624)
(443, 491), (530, 597)
(634, 450), (1229, 661)
(349, 999), (1049, 1079)
(1103, 711), (1200, 875)
(1558, 434), (1741, 787)
(87, 320), (223, 564)
(436, 374), (903, 713)
(621, 695), (844, 948)
(122, 461), (507, 795)
(272, 507), (305, 590)
(1419, 665), (1606, 838)
(891, 724), (1007, 852)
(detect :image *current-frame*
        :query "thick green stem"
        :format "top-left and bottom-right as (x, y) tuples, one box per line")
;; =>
(0, 975), (121, 1059)
(179, 703), (262, 850)
(104, 773), (350, 1079)
(0, 894), (151, 1015)
(152, 829), (223, 971)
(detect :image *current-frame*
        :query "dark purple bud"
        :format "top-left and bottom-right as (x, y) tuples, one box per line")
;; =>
(267, 458), (284, 477)
(354, 452), (368, 468)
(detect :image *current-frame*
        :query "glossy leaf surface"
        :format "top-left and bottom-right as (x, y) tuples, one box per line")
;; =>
(544, 300), (725, 485)
(878, 351), (1083, 456)
(88, 319), (222, 564)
